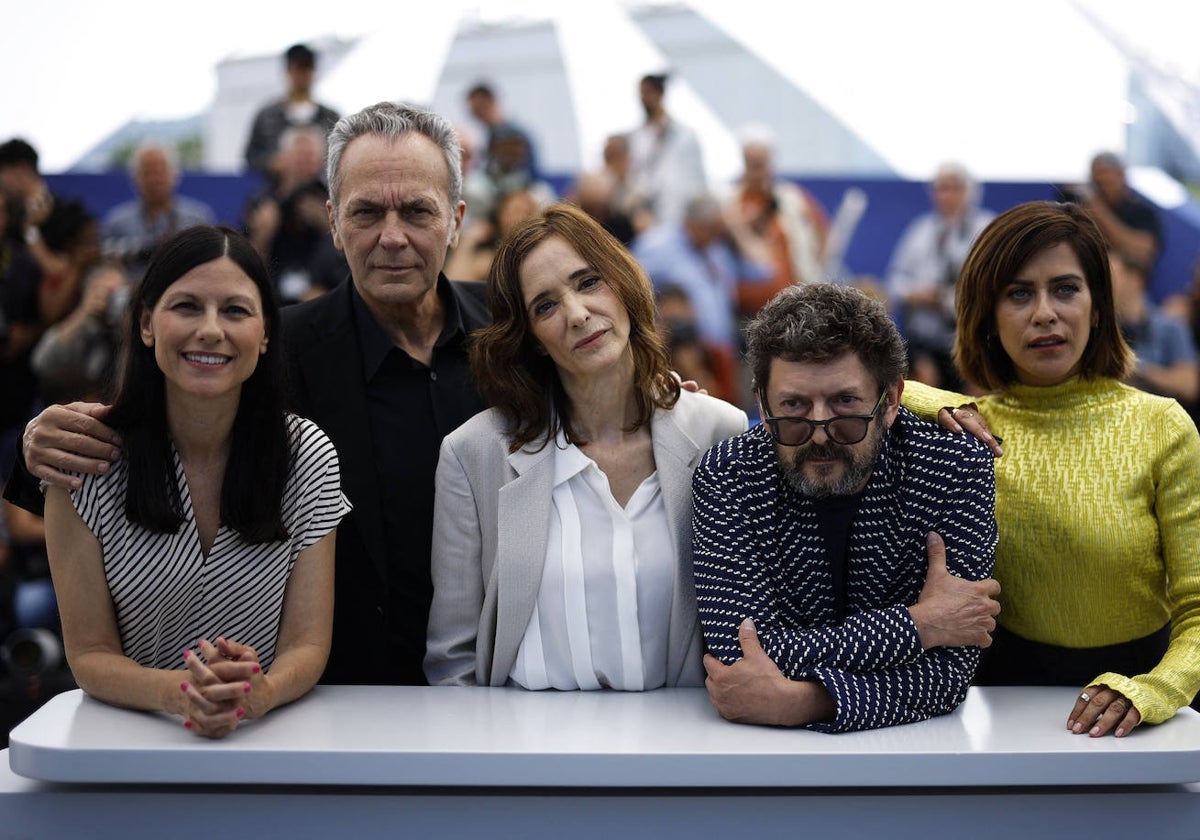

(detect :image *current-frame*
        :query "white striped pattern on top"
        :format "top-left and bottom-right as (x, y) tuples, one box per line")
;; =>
(70, 414), (350, 670)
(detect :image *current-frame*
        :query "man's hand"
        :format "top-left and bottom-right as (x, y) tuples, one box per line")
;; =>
(23, 402), (122, 490)
(703, 618), (834, 727)
(908, 532), (1000, 650)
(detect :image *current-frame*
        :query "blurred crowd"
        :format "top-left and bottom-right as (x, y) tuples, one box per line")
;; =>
(4, 43), (1200, 742)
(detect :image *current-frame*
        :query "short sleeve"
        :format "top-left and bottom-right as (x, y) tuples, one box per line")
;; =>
(284, 416), (352, 553)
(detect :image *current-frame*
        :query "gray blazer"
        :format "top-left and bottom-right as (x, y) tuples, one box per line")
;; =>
(425, 389), (748, 687)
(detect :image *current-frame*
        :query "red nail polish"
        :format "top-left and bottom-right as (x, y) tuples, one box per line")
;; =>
(183, 720), (193, 730)
(236, 708), (246, 719)
(251, 664), (261, 674)
(244, 682), (252, 693)
(182, 650), (191, 660)
(180, 682), (189, 692)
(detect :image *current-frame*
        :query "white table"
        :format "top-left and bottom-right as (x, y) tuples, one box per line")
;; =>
(4, 685), (1200, 838)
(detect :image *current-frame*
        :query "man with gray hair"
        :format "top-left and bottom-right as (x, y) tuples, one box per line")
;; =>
(9, 101), (489, 686)
(692, 283), (1000, 731)
(101, 141), (215, 277)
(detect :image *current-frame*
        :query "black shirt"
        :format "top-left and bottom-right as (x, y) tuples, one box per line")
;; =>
(350, 281), (486, 677)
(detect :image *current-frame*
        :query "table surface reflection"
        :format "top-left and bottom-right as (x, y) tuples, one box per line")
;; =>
(9, 685), (1200, 787)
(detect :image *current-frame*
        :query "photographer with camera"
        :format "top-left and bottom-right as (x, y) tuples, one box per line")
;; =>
(30, 262), (129, 405)
(101, 142), (215, 280)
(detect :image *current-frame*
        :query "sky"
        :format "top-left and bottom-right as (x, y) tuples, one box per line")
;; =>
(3, 0), (1199, 175)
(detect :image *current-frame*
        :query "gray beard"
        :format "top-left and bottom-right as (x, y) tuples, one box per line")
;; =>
(781, 426), (884, 499)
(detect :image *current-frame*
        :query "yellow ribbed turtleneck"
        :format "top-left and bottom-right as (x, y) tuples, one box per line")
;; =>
(904, 376), (1200, 724)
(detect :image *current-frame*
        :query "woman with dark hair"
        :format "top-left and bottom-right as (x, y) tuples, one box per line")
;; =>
(905, 201), (1200, 737)
(425, 203), (746, 689)
(44, 225), (349, 738)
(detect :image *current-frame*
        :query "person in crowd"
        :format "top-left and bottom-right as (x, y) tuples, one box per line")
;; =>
(628, 73), (707, 228)
(1110, 248), (1199, 405)
(465, 81), (541, 184)
(692, 283), (998, 732)
(444, 187), (547, 283)
(424, 203), (746, 688)
(722, 124), (829, 316)
(42, 225), (348, 738)
(885, 162), (994, 390)
(462, 125), (556, 226)
(244, 130), (347, 306)
(9, 102), (489, 687)
(0, 193), (44, 445)
(1071, 151), (1162, 271)
(101, 142), (216, 279)
(906, 201), (1200, 736)
(0, 138), (76, 291)
(567, 172), (636, 246)
(30, 262), (129, 404)
(243, 44), (340, 183)
(633, 194), (773, 403)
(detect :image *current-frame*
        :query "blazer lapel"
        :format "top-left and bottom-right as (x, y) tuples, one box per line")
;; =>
(290, 285), (390, 584)
(490, 443), (556, 685)
(651, 406), (705, 684)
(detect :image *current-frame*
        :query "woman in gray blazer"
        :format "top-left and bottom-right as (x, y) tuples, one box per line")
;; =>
(425, 204), (747, 689)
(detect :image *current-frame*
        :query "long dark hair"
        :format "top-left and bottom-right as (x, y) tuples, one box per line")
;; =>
(471, 203), (679, 452)
(107, 225), (291, 542)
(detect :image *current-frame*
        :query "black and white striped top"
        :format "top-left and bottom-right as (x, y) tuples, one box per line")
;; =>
(71, 415), (350, 670)
(692, 408), (997, 732)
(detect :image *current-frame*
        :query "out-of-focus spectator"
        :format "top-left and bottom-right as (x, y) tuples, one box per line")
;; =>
(0, 138), (90, 315)
(633, 195), (772, 403)
(1067, 152), (1162, 271)
(722, 124), (830, 317)
(465, 81), (541, 183)
(0, 194), (43, 442)
(243, 126), (345, 304)
(37, 199), (101, 328)
(244, 43), (340, 183)
(568, 172), (635, 245)
(462, 125), (556, 224)
(628, 73), (707, 228)
(656, 284), (729, 402)
(1111, 248), (1199, 405)
(885, 162), (994, 389)
(30, 263), (129, 405)
(445, 188), (547, 282)
(101, 142), (215, 279)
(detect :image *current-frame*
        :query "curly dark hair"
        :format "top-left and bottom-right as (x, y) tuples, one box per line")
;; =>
(746, 283), (908, 397)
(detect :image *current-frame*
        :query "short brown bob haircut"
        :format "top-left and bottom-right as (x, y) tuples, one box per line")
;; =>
(954, 201), (1133, 391)
(471, 202), (680, 452)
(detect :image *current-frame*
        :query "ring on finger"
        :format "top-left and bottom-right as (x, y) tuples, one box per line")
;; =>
(1080, 692), (1091, 702)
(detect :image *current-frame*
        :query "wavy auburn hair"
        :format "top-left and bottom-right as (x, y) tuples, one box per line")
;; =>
(471, 203), (680, 452)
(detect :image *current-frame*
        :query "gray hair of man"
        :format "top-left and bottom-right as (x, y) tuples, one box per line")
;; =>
(326, 101), (463, 211)
(746, 283), (909, 398)
(932, 160), (982, 208)
(128, 140), (180, 183)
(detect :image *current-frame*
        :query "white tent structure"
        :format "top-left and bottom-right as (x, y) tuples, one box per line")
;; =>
(258, 0), (1200, 186)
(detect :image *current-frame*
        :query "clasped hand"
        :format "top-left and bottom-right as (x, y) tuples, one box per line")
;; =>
(179, 637), (269, 738)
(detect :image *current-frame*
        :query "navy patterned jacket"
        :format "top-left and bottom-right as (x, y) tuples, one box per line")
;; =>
(692, 408), (997, 732)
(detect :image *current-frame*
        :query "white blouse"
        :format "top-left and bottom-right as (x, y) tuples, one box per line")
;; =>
(509, 433), (674, 691)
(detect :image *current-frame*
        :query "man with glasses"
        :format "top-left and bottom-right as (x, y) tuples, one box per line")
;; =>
(692, 283), (1000, 732)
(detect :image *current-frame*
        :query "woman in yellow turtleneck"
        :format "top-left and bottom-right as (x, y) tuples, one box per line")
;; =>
(904, 201), (1200, 738)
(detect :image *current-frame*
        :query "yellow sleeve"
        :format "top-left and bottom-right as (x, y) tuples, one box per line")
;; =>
(1095, 400), (1200, 724)
(901, 380), (972, 423)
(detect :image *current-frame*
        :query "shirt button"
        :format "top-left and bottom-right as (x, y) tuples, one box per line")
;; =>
(430, 371), (438, 381)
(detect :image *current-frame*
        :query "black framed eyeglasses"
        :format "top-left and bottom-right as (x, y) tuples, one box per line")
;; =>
(761, 389), (888, 447)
